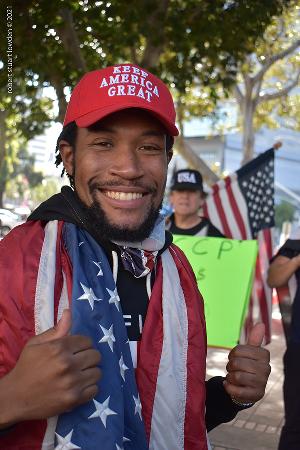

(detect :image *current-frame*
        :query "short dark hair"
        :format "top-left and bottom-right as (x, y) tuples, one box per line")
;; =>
(55, 121), (77, 188)
(55, 121), (174, 189)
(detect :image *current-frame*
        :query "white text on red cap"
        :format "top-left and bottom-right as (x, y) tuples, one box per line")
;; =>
(99, 65), (159, 103)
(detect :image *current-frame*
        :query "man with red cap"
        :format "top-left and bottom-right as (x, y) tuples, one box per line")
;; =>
(0, 64), (270, 449)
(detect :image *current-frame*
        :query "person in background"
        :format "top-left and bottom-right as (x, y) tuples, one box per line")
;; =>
(166, 167), (268, 432)
(166, 168), (224, 237)
(268, 238), (300, 450)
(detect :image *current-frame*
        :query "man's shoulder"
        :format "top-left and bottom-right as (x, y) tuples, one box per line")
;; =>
(201, 217), (225, 238)
(0, 220), (46, 256)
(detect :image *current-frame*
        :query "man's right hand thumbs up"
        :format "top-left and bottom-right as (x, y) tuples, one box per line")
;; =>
(0, 309), (101, 428)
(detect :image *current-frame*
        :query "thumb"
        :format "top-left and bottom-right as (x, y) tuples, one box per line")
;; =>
(247, 322), (265, 347)
(27, 309), (72, 345)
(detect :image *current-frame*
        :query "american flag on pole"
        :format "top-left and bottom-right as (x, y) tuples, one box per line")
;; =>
(203, 148), (275, 343)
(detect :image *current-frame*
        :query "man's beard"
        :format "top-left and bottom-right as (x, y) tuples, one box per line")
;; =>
(76, 184), (162, 242)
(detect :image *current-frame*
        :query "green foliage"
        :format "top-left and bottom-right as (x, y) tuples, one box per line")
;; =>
(0, 0), (288, 101)
(14, 147), (44, 188)
(5, 146), (44, 202)
(275, 200), (296, 230)
(0, 0), (292, 199)
(238, 2), (300, 132)
(29, 177), (60, 207)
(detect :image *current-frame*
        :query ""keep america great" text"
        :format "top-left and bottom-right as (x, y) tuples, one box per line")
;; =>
(99, 65), (159, 103)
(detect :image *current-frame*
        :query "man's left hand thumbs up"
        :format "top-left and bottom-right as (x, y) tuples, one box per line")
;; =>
(223, 323), (271, 405)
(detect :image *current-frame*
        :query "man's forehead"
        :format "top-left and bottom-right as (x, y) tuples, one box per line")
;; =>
(84, 109), (168, 135)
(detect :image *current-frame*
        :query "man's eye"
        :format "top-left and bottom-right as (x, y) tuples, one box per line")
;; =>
(140, 144), (163, 152)
(92, 141), (112, 148)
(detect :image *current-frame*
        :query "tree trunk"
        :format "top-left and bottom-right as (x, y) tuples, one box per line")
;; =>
(175, 137), (220, 185)
(241, 98), (256, 165)
(140, 0), (169, 69)
(49, 74), (68, 123)
(174, 99), (220, 185)
(57, 8), (87, 73)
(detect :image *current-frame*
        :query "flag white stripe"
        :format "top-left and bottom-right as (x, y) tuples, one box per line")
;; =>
(229, 175), (252, 239)
(129, 341), (138, 368)
(34, 221), (58, 335)
(217, 181), (242, 239)
(34, 221), (70, 449)
(205, 196), (225, 235)
(149, 250), (188, 450)
(257, 231), (272, 327)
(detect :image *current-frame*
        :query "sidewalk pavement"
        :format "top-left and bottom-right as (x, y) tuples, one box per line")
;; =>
(207, 311), (285, 450)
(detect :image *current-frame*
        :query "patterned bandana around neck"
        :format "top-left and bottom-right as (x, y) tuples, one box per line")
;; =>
(113, 214), (165, 278)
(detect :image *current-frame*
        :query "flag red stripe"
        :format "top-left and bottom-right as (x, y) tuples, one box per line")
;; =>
(263, 228), (273, 259)
(212, 184), (233, 238)
(135, 259), (164, 442)
(225, 177), (248, 239)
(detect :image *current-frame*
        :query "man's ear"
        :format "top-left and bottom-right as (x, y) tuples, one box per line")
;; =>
(59, 140), (74, 176)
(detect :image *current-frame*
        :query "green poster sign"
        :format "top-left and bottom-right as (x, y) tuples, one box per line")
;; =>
(173, 235), (258, 348)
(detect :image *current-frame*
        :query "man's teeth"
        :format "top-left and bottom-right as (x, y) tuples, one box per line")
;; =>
(105, 191), (143, 200)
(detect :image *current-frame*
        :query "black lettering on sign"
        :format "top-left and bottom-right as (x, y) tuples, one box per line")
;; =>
(217, 240), (233, 259)
(196, 267), (206, 281)
(192, 238), (209, 256)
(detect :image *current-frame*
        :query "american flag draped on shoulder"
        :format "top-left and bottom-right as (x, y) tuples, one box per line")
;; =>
(203, 148), (275, 343)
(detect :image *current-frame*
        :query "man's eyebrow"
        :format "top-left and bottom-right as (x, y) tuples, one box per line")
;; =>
(87, 125), (114, 133)
(141, 130), (165, 137)
(87, 126), (165, 137)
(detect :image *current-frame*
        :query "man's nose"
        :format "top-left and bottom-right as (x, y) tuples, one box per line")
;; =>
(108, 145), (144, 179)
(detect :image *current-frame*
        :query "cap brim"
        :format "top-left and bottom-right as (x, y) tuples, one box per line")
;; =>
(74, 103), (179, 136)
(171, 183), (204, 192)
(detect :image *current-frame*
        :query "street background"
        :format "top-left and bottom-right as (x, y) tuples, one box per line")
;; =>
(208, 306), (285, 450)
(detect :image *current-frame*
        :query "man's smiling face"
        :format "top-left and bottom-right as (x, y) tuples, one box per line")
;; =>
(60, 109), (172, 241)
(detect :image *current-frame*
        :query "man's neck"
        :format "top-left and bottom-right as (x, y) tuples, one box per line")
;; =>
(174, 213), (202, 230)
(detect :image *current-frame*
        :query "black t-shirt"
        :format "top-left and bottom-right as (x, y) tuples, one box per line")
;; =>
(274, 239), (300, 344)
(168, 215), (225, 237)
(115, 250), (155, 340)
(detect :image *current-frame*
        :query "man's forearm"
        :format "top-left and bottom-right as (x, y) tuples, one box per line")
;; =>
(268, 257), (300, 287)
(205, 377), (247, 432)
(0, 372), (21, 429)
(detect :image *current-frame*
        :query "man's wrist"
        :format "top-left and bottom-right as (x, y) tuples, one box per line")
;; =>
(231, 396), (254, 408)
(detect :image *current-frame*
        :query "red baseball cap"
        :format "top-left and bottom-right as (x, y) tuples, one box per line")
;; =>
(63, 63), (179, 136)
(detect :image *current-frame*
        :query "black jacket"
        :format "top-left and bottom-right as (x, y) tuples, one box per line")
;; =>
(29, 186), (245, 431)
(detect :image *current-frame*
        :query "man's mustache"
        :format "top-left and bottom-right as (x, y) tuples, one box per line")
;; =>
(88, 180), (157, 195)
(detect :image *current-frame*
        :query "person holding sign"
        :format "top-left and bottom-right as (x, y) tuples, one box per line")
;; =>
(268, 239), (300, 450)
(166, 169), (270, 432)
(0, 64), (270, 449)
(166, 168), (224, 237)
